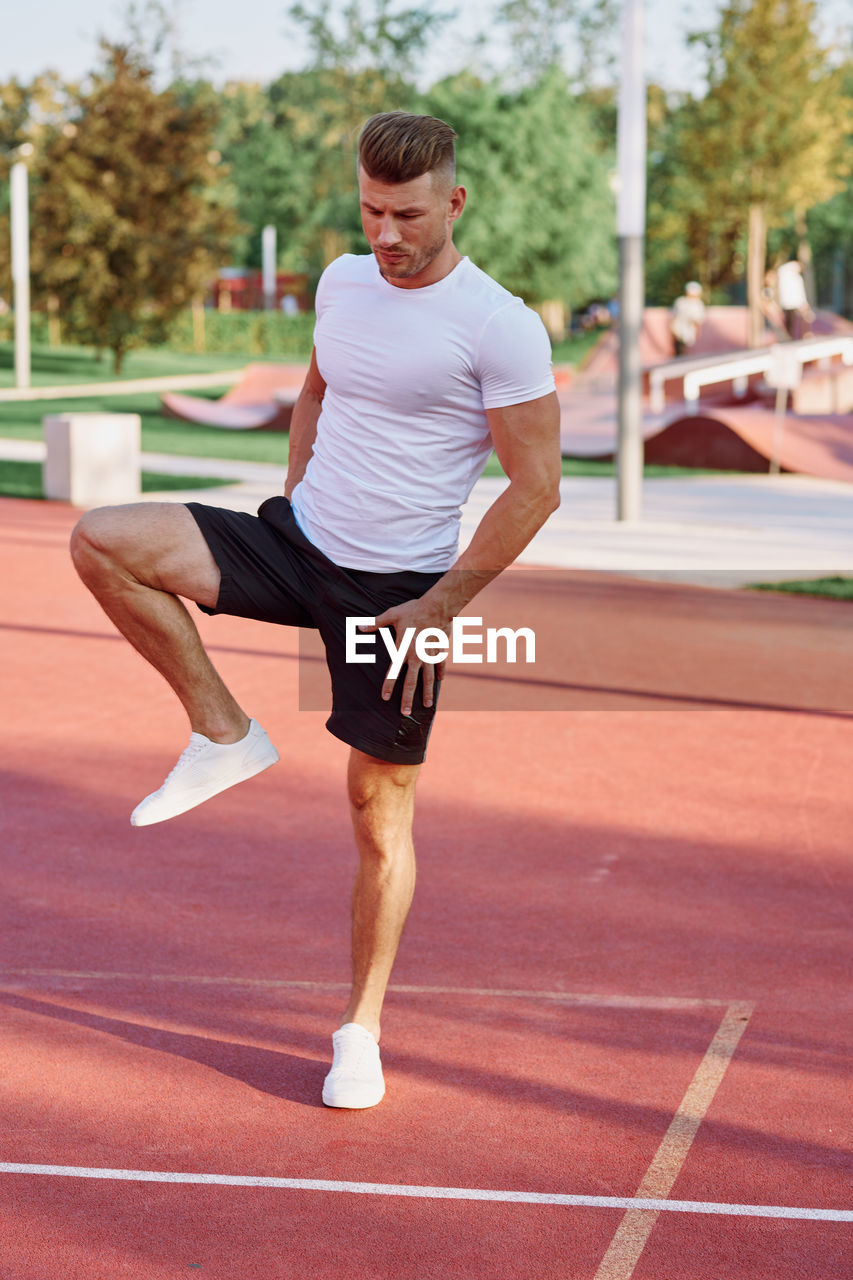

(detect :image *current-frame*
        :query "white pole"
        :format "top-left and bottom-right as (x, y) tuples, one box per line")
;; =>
(262, 225), (277, 311)
(11, 160), (31, 390)
(616, 0), (646, 522)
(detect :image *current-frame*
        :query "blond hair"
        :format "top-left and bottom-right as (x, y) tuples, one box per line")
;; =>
(358, 112), (456, 188)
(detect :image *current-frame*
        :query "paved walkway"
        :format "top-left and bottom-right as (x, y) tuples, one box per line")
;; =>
(2, 437), (851, 585)
(0, 370), (242, 403)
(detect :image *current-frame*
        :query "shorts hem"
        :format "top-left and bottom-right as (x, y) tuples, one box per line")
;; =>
(195, 571), (236, 617)
(325, 719), (429, 766)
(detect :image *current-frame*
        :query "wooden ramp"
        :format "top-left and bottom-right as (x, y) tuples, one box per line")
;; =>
(160, 363), (307, 431)
(562, 309), (853, 480)
(561, 397), (853, 482)
(643, 406), (853, 479)
(581, 307), (853, 381)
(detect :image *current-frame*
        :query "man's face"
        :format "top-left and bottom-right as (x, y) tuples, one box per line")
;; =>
(358, 166), (465, 287)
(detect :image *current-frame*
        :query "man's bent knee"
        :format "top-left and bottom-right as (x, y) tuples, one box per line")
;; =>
(70, 506), (124, 579)
(70, 503), (220, 606)
(347, 750), (420, 813)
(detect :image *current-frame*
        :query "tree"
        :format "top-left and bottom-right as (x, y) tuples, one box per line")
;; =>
(494, 0), (619, 87)
(680, 0), (851, 342)
(0, 74), (74, 302)
(219, 1), (452, 278)
(426, 68), (617, 311)
(289, 0), (452, 80)
(29, 41), (237, 371)
(805, 61), (853, 313)
(645, 86), (745, 306)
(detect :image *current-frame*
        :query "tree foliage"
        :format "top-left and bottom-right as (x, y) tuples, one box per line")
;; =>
(7, 0), (851, 364)
(805, 60), (853, 308)
(218, 0), (620, 302)
(645, 87), (744, 304)
(219, 0), (448, 277)
(646, 0), (852, 324)
(694, 0), (850, 216)
(0, 74), (74, 291)
(288, 0), (453, 79)
(494, 0), (619, 87)
(28, 41), (237, 370)
(427, 67), (617, 306)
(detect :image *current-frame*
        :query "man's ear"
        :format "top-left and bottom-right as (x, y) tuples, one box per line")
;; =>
(449, 185), (467, 223)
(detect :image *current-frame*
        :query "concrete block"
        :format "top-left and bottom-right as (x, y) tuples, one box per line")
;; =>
(43, 413), (141, 507)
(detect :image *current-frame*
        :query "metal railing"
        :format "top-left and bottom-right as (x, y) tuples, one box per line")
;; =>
(648, 335), (853, 415)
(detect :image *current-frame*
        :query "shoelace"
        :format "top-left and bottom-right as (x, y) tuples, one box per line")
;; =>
(333, 1033), (369, 1075)
(158, 737), (209, 789)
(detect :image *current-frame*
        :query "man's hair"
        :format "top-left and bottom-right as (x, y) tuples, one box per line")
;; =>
(358, 112), (457, 188)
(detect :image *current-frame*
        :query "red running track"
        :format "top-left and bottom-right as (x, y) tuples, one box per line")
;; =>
(0, 496), (851, 1279)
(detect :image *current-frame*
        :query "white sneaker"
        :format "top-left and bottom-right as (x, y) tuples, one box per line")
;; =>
(130, 719), (279, 827)
(322, 1023), (386, 1109)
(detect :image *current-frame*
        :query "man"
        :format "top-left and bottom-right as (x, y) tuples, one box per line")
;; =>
(774, 260), (814, 341)
(70, 111), (561, 1109)
(669, 281), (706, 357)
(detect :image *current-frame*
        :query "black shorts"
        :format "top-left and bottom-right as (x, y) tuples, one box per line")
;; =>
(186, 496), (443, 765)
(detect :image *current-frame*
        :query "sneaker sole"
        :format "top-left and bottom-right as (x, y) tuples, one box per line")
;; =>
(322, 1084), (386, 1109)
(130, 743), (280, 827)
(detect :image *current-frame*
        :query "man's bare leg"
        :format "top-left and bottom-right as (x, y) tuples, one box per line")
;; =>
(322, 749), (420, 1107)
(342, 749), (420, 1042)
(70, 503), (248, 741)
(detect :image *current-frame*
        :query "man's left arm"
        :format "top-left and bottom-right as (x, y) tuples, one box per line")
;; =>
(366, 389), (562, 713)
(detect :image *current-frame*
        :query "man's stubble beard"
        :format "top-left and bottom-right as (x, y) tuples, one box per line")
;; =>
(376, 226), (449, 281)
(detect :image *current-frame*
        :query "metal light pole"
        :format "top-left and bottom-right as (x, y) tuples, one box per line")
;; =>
(10, 158), (31, 389)
(262, 224), (277, 311)
(616, 0), (647, 522)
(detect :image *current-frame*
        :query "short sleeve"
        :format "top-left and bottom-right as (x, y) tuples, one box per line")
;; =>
(314, 260), (336, 322)
(314, 253), (360, 326)
(475, 301), (556, 410)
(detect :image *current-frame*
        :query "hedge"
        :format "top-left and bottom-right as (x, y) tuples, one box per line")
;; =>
(0, 307), (316, 359)
(163, 308), (316, 357)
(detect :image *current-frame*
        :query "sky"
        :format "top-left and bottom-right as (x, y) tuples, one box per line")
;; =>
(0, 0), (731, 92)
(3, 0), (850, 93)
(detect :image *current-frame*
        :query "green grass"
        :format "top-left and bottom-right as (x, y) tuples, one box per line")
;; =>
(0, 339), (736, 478)
(0, 459), (234, 500)
(0, 390), (292, 466)
(0, 391), (737, 478)
(550, 329), (605, 367)
(480, 451), (613, 478)
(0, 342), (249, 389)
(747, 576), (853, 602)
(1, 328), (597, 390)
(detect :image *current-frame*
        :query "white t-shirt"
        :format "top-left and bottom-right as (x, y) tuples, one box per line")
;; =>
(290, 253), (555, 572)
(775, 262), (808, 311)
(670, 295), (706, 345)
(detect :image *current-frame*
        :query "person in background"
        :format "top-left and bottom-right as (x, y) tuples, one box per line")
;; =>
(774, 260), (814, 340)
(759, 269), (787, 339)
(669, 281), (706, 358)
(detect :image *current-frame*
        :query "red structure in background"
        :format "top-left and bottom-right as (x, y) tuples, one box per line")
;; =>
(211, 270), (311, 312)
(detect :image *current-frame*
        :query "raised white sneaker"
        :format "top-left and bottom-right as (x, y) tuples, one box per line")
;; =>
(130, 719), (279, 827)
(322, 1023), (386, 1109)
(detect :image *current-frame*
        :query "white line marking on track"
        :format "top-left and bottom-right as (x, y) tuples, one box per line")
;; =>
(594, 1001), (757, 1279)
(0, 1164), (848, 1221)
(1, 986), (845, 1233)
(0, 969), (733, 1009)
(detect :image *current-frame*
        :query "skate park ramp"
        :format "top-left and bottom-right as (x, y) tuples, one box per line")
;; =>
(161, 363), (306, 431)
(641, 406), (853, 476)
(562, 308), (853, 481)
(579, 306), (853, 378)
